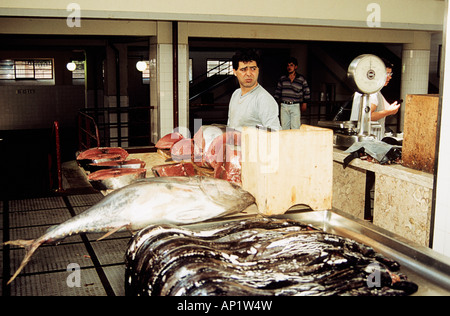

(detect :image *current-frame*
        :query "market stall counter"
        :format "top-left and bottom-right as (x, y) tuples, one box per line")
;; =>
(332, 147), (434, 247)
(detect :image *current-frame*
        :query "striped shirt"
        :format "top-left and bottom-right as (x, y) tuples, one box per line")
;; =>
(274, 73), (311, 104)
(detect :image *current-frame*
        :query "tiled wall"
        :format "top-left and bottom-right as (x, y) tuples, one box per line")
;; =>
(401, 50), (431, 93)
(400, 49), (431, 128)
(177, 44), (189, 137)
(0, 85), (85, 130)
(158, 43), (174, 138)
(150, 42), (190, 143)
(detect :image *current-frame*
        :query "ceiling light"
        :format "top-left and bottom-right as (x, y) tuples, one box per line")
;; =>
(136, 61), (148, 72)
(66, 62), (77, 71)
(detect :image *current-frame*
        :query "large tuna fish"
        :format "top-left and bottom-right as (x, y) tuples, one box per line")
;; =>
(4, 176), (255, 284)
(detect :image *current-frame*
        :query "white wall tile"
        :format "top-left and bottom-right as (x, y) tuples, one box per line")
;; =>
(434, 4), (450, 257)
(400, 49), (431, 128)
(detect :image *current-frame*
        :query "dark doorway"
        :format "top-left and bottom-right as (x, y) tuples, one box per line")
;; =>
(127, 48), (151, 147)
(0, 129), (52, 199)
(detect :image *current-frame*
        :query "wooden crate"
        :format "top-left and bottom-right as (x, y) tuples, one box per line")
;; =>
(402, 94), (439, 173)
(241, 125), (333, 215)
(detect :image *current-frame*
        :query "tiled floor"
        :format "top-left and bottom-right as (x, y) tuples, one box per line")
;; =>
(1, 163), (131, 296)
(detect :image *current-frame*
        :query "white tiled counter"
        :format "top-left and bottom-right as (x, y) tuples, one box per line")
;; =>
(332, 147), (434, 247)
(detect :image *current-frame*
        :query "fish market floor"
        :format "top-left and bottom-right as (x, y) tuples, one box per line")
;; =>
(1, 162), (130, 296)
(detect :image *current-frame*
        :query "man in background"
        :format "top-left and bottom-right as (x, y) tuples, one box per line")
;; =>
(274, 57), (311, 129)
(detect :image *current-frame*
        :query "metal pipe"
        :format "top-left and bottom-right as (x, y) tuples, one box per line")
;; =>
(78, 112), (100, 150)
(52, 121), (63, 192)
(172, 21), (179, 129)
(357, 94), (372, 137)
(109, 42), (122, 147)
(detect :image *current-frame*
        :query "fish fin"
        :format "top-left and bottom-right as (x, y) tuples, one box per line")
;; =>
(96, 225), (127, 241)
(4, 239), (34, 248)
(4, 239), (43, 285)
(45, 225), (58, 233)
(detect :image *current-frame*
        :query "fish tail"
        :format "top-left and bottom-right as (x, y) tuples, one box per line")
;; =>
(4, 239), (43, 285)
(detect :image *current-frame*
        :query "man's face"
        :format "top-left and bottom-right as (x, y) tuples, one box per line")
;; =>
(287, 62), (297, 74)
(234, 61), (259, 91)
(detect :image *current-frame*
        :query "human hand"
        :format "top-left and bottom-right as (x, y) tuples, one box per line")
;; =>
(301, 103), (307, 112)
(386, 101), (401, 115)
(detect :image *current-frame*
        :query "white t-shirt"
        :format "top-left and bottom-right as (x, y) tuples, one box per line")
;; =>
(350, 92), (387, 136)
(227, 84), (281, 131)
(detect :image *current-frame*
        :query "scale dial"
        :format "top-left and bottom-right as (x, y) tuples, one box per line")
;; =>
(347, 54), (387, 94)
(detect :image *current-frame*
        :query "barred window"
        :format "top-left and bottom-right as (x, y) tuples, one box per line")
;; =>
(206, 59), (233, 77)
(0, 59), (53, 80)
(142, 60), (150, 84)
(0, 60), (14, 80)
(72, 60), (85, 79)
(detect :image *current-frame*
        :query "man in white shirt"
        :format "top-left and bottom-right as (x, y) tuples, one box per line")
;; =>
(227, 49), (282, 131)
(350, 60), (400, 137)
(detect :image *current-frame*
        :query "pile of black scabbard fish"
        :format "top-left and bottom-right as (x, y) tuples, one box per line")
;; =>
(125, 218), (418, 296)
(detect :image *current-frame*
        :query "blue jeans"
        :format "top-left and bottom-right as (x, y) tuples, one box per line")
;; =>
(280, 103), (301, 130)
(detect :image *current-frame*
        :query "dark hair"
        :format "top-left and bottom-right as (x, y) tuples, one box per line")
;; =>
(381, 58), (394, 69)
(232, 49), (261, 70)
(287, 57), (298, 66)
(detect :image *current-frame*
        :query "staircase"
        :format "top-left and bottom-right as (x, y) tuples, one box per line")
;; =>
(189, 61), (236, 134)
(189, 74), (234, 102)
(189, 60), (236, 102)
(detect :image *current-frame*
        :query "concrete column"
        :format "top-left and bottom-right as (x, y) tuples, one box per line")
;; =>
(433, 1), (450, 257)
(85, 48), (104, 109)
(149, 37), (158, 144)
(177, 22), (190, 138)
(104, 43), (129, 147)
(400, 32), (431, 131)
(149, 21), (173, 143)
(149, 21), (191, 144)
